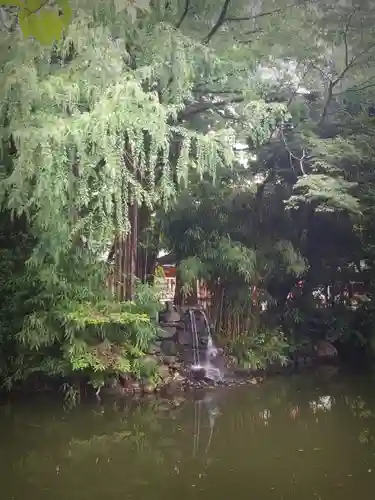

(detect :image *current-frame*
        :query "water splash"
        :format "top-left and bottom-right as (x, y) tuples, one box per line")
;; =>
(189, 309), (223, 382)
(189, 309), (202, 370)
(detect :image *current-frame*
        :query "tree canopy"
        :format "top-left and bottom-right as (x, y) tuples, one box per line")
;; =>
(1, 0), (375, 392)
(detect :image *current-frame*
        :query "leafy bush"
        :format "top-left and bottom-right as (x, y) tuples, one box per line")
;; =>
(5, 282), (162, 391)
(226, 327), (291, 371)
(0, 221), (163, 393)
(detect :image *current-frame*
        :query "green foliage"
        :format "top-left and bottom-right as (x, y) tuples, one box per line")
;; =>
(0, 204), (163, 391)
(3, 275), (162, 390)
(0, 0), (301, 393)
(3, 0), (375, 388)
(0, 0), (150, 44)
(162, 162), (307, 338)
(227, 327), (290, 371)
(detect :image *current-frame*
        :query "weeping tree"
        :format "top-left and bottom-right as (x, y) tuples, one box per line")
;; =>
(0, 1), (235, 388)
(0, 0), (297, 388)
(2, 0), (375, 386)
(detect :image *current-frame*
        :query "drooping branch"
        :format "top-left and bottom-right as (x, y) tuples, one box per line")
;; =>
(203, 0), (232, 45)
(226, 4), (290, 22)
(226, 2), (304, 22)
(176, 0), (190, 29)
(177, 95), (244, 121)
(202, 1), (309, 45)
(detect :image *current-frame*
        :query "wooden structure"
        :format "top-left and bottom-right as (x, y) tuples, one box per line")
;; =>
(156, 253), (211, 308)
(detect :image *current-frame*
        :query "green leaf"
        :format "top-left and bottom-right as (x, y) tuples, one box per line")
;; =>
(56, 0), (73, 26)
(0, 0), (23, 5)
(18, 8), (66, 45)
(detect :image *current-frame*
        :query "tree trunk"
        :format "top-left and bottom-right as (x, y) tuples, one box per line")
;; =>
(109, 202), (138, 301)
(174, 269), (184, 306)
(136, 204), (159, 284)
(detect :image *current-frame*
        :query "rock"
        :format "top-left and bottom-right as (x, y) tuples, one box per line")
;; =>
(143, 355), (157, 364)
(142, 384), (155, 394)
(147, 343), (162, 355)
(158, 326), (177, 339)
(163, 355), (178, 365)
(315, 340), (338, 358)
(161, 302), (181, 323)
(160, 339), (178, 357)
(249, 377), (258, 385)
(158, 364), (171, 380)
(161, 381), (182, 395)
(172, 371), (185, 383)
(163, 310), (181, 323)
(141, 355), (158, 372)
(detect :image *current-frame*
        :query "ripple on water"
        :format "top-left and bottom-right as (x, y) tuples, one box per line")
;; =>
(1, 373), (375, 500)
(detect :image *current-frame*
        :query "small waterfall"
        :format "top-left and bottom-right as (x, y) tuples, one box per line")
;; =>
(189, 309), (223, 382)
(190, 309), (202, 370)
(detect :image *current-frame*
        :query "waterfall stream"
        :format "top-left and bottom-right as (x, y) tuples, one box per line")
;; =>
(189, 309), (223, 382)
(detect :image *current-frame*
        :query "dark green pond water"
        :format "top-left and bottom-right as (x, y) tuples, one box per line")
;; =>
(2, 372), (375, 500)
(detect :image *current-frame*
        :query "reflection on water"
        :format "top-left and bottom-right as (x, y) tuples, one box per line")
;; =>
(1, 374), (375, 499)
(193, 394), (220, 456)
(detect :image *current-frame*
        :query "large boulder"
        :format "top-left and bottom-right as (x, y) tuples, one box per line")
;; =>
(160, 339), (178, 357)
(315, 340), (338, 358)
(158, 364), (171, 380)
(158, 325), (177, 339)
(147, 341), (162, 355)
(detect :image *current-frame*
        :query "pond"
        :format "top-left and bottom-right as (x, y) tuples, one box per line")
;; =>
(2, 371), (375, 500)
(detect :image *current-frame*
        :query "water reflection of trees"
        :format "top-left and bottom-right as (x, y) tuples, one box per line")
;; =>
(1, 397), (188, 478)
(344, 395), (375, 448)
(3, 379), (375, 488)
